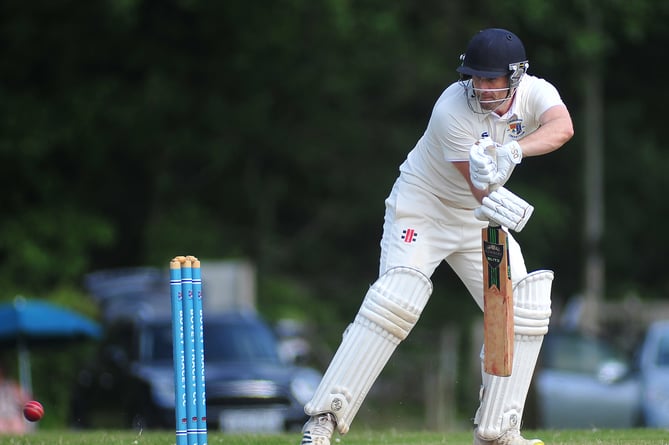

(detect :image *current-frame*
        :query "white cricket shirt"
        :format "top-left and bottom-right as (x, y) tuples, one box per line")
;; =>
(398, 74), (565, 209)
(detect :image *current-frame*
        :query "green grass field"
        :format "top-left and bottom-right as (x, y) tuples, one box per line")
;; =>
(1, 429), (667, 445)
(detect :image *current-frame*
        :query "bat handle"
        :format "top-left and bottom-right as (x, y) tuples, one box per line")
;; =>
(487, 181), (500, 227)
(479, 132), (502, 226)
(481, 131), (496, 158)
(480, 132), (499, 193)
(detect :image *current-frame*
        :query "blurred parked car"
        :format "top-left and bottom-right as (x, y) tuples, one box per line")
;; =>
(70, 268), (321, 432)
(637, 320), (669, 427)
(533, 329), (643, 429)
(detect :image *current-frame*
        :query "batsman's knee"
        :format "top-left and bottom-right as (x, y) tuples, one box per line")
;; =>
(513, 270), (553, 335)
(358, 266), (433, 341)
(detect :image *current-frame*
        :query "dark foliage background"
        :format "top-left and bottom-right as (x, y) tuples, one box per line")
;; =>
(1, 0), (668, 428)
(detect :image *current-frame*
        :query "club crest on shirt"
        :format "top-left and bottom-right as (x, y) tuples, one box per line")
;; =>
(507, 119), (525, 138)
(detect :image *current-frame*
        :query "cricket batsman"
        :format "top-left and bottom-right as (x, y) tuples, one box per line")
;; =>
(300, 28), (574, 445)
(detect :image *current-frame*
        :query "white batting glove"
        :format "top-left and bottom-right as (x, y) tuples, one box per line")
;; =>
(474, 186), (534, 232)
(469, 137), (497, 190)
(492, 141), (523, 186)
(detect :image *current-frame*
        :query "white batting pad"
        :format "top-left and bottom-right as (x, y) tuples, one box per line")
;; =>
(304, 267), (432, 434)
(475, 270), (553, 440)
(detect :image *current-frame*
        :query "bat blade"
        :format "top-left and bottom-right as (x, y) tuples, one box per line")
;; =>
(482, 224), (514, 376)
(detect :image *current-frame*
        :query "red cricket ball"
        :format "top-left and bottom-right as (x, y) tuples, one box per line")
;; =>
(23, 400), (44, 422)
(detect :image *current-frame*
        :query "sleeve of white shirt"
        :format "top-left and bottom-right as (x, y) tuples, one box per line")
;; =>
(518, 76), (566, 117)
(427, 96), (474, 163)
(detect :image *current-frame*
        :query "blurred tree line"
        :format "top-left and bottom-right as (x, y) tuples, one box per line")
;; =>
(2, 0), (669, 427)
(4, 0), (669, 334)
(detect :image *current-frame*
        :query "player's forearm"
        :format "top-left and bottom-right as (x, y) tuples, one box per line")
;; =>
(517, 105), (574, 157)
(453, 160), (489, 204)
(470, 184), (488, 204)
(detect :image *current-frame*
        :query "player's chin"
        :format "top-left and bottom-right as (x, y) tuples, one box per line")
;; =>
(477, 98), (497, 109)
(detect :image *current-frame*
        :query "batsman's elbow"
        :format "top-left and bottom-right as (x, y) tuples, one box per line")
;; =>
(551, 112), (574, 147)
(561, 118), (575, 144)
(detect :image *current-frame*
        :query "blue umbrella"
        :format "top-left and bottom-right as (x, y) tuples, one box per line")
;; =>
(0, 297), (102, 396)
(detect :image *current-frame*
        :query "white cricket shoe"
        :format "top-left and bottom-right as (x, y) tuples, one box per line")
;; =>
(474, 428), (544, 445)
(300, 412), (336, 445)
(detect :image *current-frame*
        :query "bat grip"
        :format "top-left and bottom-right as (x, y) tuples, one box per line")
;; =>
(483, 140), (499, 191)
(481, 132), (498, 190)
(480, 132), (500, 225)
(487, 181), (500, 227)
(486, 150), (499, 193)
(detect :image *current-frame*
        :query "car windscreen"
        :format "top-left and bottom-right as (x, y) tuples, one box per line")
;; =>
(204, 321), (281, 363)
(656, 333), (669, 366)
(142, 320), (281, 363)
(543, 333), (629, 375)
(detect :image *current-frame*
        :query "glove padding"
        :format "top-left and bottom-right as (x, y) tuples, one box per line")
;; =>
(492, 141), (523, 185)
(469, 137), (497, 190)
(474, 186), (534, 232)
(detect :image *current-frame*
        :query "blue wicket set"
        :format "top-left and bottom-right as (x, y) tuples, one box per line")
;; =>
(170, 256), (207, 445)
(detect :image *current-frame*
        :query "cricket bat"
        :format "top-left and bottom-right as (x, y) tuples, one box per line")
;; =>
(481, 137), (514, 377)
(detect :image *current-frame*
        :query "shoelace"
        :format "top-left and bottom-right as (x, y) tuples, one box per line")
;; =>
(310, 414), (335, 436)
(498, 429), (543, 445)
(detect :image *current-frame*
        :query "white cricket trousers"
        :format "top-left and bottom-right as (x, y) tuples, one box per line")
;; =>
(379, 177), (528, 310)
